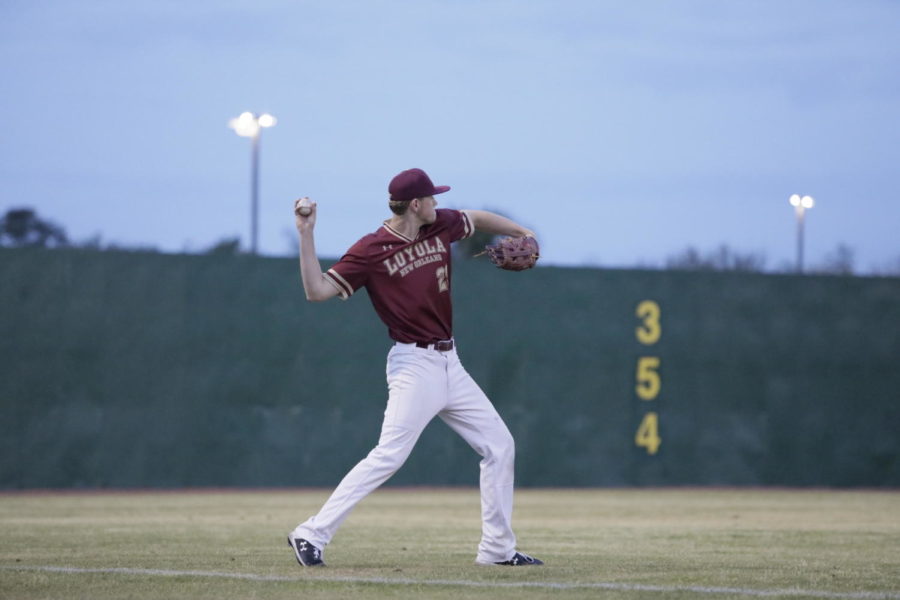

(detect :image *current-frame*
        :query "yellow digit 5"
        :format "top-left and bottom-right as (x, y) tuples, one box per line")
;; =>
(635, 412), (661, 455)
(635, 300), (661, 345)
(635, 356), (661, 400)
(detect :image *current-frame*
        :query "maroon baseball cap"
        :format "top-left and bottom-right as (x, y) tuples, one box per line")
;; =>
(388, 168), (451, 202)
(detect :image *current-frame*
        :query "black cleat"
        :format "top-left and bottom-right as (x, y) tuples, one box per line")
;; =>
(494, 551), (543, 566)
(287, 535), (326, 567)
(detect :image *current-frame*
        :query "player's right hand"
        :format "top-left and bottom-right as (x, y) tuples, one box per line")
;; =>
(294, 197), (317, 231)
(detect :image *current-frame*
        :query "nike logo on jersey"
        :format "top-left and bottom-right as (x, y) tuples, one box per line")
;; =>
(383, 237), (448, 277)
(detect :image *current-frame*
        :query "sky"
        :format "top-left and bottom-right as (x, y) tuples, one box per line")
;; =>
(1, 0), (898, 272)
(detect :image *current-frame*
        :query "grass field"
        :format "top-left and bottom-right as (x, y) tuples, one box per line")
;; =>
(1, 488), (898, 599)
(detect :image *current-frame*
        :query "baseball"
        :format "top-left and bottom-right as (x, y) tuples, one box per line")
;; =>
(295, 197), (312, 217)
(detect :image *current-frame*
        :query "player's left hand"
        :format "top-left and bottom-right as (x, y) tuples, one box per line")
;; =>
(485, 236), (540, 271)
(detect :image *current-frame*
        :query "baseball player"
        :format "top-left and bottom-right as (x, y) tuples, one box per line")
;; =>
(288, 167), (542, 567)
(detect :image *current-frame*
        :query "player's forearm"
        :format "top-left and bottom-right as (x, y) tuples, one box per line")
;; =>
(298, 231), (337, 302)
(463, 210), (535, 238)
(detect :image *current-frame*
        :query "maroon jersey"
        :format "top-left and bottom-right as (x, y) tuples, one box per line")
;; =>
(324, 209), (474, 344)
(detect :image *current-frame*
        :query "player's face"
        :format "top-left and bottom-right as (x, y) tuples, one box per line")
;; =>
(416, 196), (438, 224)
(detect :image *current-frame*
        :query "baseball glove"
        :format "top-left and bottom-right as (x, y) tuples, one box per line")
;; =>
(485, 236), (540, 271)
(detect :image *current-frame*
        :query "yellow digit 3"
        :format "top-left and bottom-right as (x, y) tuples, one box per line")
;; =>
(635, 300), (661, 345)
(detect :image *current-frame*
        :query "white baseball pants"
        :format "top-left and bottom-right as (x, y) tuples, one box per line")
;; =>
(291, 342), (518, 563)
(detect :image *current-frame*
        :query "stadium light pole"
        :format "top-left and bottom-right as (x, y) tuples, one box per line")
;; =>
(789, 194), (814, 273)
(229, 112), (277, 255)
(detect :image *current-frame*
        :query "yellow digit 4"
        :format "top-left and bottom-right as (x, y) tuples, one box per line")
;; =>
(635, 300), (661, 345)
(635, 356), (661, 400)
(635, 412), (661, 455)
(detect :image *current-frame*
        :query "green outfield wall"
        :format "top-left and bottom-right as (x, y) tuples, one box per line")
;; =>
(1, 248), (898, 488)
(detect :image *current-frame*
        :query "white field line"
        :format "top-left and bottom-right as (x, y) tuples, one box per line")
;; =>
(3, 564), (899, 599)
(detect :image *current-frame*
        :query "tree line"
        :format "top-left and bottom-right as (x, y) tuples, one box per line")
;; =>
(2, 207), (896, 276)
